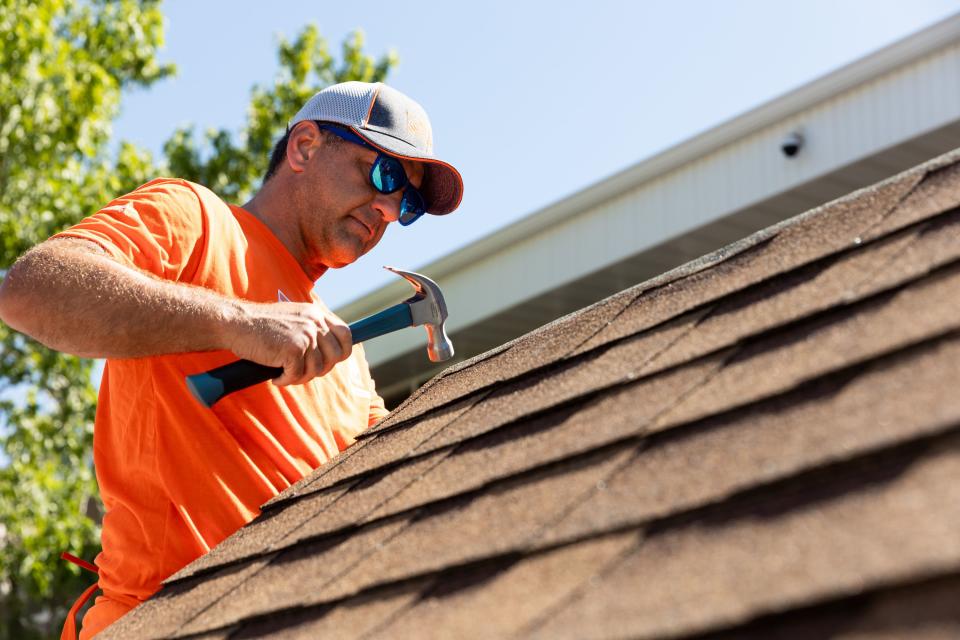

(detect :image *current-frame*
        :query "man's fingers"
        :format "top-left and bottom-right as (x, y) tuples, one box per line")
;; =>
(275, 354), (306, 386)
(330, 322), (353, 356)
(311, 315), (351, 377)
(273, 332), (314, 386)
(305, 347), (325, 381)
(315, 331), (344, 377)
(322, 316), (353, 369)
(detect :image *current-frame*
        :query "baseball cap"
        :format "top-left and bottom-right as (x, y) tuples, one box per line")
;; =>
(289, 81), (463, 216)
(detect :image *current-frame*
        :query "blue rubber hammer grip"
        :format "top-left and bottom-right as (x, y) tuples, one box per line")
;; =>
(186, 303), (413, 408)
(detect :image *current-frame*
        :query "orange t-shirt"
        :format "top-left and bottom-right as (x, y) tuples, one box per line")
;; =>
(53, 178), (388, 638)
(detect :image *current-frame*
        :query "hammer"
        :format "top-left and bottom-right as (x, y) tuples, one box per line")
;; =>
(186, 266), (453, 407)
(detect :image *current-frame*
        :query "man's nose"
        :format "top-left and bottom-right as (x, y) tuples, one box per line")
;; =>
(371, 191), (403, 223)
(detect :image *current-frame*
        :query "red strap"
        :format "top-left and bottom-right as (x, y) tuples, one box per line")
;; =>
(61, 552), (99, 574)
(60, 552), (100, 640)
(60, 582), (99, 640)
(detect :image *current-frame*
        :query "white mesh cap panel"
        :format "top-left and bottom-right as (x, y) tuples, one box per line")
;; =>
(288, 82), (377, 128)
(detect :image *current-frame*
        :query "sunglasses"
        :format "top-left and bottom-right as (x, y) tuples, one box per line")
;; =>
(318, 124), (427, 226)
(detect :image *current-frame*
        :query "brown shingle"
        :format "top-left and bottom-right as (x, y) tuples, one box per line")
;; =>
(367, 532), (638, 640)
(231, 580), (424, 640)
(100, 554), (276, 640)
(527, 436), (960, 640)
(546, 333), (960, 545)
(165, 483), (351, 584)
(320, 447), (635, 601)
(176, 447), (634, 632)
(864, 159), (960, 241)
(696, 573), (960, 640)
(408, 311), (715, 453)
(260, 391), (487, 510)
(267, 448), (451, 550)
(365, 285), (644, 431)
(263, 314), (719, 515)
(257, 436), (374, 510)
(654, 263), (960, 430)
(227, 352), (724, 561)
(640, 209), (960, 376)
(358, 353), (725, 523)
(175, 516), (412, 636)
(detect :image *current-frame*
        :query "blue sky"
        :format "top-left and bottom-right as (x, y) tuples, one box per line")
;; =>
(113, 0), (960, 310)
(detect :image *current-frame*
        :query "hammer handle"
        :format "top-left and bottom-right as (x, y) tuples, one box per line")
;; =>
(186, 303), (413, 407)
(348, 302), (413, 343)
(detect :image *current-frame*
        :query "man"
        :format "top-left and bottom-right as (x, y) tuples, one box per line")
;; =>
(0, 81), (463, 638)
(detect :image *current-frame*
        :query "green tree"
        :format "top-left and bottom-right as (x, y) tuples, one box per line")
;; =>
(0, 2), (396, 637)
(164, 25), (397, 203)
(0, 2), (172, 637)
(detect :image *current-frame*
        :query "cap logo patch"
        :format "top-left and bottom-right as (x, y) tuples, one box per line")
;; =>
(406, 110), (432, 152)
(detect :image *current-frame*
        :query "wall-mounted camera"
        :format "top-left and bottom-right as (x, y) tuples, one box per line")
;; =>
(781, 131), (804, 158)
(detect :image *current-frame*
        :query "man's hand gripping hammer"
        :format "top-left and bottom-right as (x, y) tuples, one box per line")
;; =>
(186, 266), (453, 407)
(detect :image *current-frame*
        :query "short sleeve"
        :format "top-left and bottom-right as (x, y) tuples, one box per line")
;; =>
(52, 178), (207, 281)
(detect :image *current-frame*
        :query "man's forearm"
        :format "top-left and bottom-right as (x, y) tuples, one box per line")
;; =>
(0, 239), (240, 359)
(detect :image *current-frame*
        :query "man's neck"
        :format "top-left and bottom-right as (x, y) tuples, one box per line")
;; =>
(241, 181), (325, 281)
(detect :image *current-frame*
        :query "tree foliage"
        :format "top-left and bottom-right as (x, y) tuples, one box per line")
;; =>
(0, 2), (171, 637)
(164, 26), (396, 203)
(0, 2), (395, 637)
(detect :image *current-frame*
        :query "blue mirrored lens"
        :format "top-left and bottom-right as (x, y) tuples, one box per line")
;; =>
(398, 210), (423, 226)
(370, 156), (406, 193)
(398, 186), (426, 226)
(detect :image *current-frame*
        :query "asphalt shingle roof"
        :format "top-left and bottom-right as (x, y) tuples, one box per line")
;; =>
(98, 148), (960, 639)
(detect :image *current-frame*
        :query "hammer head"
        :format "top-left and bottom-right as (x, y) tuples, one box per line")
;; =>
(384, 266), (454, 362)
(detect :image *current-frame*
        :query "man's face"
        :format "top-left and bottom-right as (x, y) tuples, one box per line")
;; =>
(291, 123), (425, 270)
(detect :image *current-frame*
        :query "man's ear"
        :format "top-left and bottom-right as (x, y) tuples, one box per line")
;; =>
(286, 121), (322, 174)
